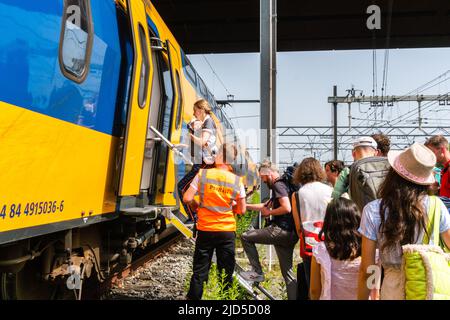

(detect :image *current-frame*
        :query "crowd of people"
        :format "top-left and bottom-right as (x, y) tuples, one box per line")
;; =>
(179, 99), (450, 300)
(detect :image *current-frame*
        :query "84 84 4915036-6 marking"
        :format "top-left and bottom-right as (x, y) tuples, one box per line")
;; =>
(0, 200), (65, 219)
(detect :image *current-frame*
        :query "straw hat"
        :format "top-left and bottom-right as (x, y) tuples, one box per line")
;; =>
(387, 143), (436, 185)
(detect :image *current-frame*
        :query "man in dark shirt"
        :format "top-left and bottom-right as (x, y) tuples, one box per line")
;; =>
(240, 160), (299, 300)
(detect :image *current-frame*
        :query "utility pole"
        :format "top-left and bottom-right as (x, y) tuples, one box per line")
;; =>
(261, 0), (277, 273)
(260, 0), (277, 201)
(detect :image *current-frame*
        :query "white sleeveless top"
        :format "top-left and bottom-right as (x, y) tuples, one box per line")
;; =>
(297, 182), (332, 249)
(313, 242), (361, 300)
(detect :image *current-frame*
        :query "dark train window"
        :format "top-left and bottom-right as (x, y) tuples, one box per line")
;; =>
(208, 91), (215, 106)
(155, 55), (175, 193)
(183, 55), (197, 86)
(137, 24), (150, 108)
(210, 98), (218, 111)
(161, 57), (174, 131)
(217, 108), (224, 122)
(175, 71), (183, 129)
(59, 0), (93, 83)
(198, 78), (207, 97)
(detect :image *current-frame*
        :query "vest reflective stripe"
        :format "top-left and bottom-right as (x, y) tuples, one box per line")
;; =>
(199, 169), (207, 206)
(198, 170), (240, 210)
(202, 205), (234, 212)
(196, 168), (242, 232)
(204, 178), (237, 190)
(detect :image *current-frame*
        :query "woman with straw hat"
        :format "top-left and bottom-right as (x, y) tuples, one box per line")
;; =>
(357, 143), (450, 300)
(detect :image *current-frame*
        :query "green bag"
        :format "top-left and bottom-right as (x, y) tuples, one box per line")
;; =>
(402, 196), (450, 300)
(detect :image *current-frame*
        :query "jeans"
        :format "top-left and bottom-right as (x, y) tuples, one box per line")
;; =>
(187, 231), (236, 300)
(241, 224), (299, 300)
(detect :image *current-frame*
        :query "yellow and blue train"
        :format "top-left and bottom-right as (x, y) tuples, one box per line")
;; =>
(0, 0), (258, 299)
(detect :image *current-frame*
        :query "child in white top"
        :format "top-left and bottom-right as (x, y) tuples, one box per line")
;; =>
(310, 198), (369, 300)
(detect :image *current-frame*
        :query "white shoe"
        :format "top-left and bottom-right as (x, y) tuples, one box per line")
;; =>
(240, 271), (265, 282)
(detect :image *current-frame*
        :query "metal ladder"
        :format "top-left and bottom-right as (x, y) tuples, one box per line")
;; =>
(160, 207), (194, 239)
(234, 262), (275, 300)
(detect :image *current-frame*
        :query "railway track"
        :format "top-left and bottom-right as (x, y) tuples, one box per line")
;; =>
(91, 233), (186, 299)
(102, 234), (275, 301)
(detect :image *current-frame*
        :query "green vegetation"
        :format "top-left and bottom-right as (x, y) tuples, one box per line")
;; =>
(235, 191), (260, 237)
(184, 264), (251, 300)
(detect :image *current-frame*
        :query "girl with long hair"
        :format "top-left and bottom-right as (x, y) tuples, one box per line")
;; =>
(357, 143), (450, 300)
(310, 198), (363, 300)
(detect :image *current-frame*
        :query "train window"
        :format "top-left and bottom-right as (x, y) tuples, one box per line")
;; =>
(137, 24), (150, 108)
(225, 117), (233, 130)
(175, 71), (183, 129)
(183, 55), (197, 86)
(208, 91), (215, 106)
(161, 57), (174, 129)
(210, 98), (218, 111)
(59, 0), (93, 83)
(155, 55), (175, 193)
(217, 108), (224, 122)
(198, 78), (207, 97)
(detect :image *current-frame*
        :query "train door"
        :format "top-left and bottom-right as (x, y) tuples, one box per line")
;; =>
(140, 33), (164, 199)
(118, 0), (153, 196)
(139, 34), (180, 204)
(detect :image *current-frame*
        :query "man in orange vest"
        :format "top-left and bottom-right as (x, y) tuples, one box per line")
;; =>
(183, 143), (246, 300)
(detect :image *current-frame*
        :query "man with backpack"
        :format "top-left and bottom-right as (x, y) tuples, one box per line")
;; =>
(332, 136), (390, 213)
(240, 159), (299, 300)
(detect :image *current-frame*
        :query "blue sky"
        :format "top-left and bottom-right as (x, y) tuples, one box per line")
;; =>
(188, 48), (450, 164)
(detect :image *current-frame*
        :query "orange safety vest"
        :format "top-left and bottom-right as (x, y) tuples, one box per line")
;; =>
(197, 168), (243, 232)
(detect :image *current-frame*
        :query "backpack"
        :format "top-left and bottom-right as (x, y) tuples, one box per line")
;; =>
(348, 156), (390, 212)
(265, 163), (300, 228)
(278, 163), (301, 197)
(402, 196), (450, 300)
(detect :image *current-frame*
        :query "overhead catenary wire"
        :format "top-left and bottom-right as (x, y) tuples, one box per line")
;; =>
(294, 69), (450, 163)
(350, 69), (450, 137)
(396, 70), (450, 100)
(383, 71), (450, 128)
(337, 89), (450, 149)
(201, 55), (244, 129)
(202, 55), (232, 97)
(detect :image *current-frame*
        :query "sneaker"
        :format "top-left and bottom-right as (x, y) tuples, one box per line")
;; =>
(239, 271), (265, 282)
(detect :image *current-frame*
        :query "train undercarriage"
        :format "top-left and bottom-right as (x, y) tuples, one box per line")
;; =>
(0, 210), (181, 300)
